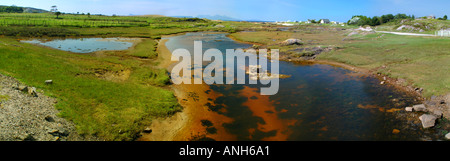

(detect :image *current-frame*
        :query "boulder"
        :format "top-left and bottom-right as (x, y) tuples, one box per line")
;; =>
(405, 107), (413, 112)
(281, 38), (303, 46)
(445, 133), (450, 140)
(45, 80), (53, 85)
(419, 114), (437, 128)
(412, 104), (427, 112)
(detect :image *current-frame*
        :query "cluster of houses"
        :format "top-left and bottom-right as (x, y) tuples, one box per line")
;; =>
(275, 19), (346, 26)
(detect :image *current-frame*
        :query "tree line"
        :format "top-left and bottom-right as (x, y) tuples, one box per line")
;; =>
(347, 13), (415, 26)
(0, 6), (24, 13)
(348, 13), (448, 26)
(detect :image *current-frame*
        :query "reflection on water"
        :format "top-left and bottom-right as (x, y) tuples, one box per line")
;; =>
(165, 32), (427, 141)
(21, 38), (136, 53)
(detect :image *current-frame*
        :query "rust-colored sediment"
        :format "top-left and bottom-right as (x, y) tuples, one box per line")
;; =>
(239, 86), (297, 141)
(139, 36), (236, 141)
(170, 83), (236, 141)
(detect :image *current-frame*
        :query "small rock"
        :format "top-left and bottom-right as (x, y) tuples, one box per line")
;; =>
(17, 134), (35, 141)
(440, 100), (445, 104)
(28, 87), (37, 97)
(17, 85), (28, 92)
(445, 133), (450, 140)
(281, 38), (303, 46)
(419, 114), (437, 128)
(45, 80), (53, 85)
(48, 129), (60, 136)
(412, 104), (427, 112)
(143, 127), (152, 133)
(432, 110), (443, 118)
(405, 107), (413, 112)
(48, 128), (69, 137)
(380, 81), (385, 85)
(45, 116), (55, 122)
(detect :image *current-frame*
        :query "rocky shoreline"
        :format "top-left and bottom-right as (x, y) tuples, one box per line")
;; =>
(0, 73), (99, 141)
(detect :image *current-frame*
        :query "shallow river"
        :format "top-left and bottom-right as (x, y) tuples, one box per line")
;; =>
(163, 32), (430, 141)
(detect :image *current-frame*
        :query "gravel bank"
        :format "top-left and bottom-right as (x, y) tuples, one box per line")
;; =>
(0, 73), (98, 141)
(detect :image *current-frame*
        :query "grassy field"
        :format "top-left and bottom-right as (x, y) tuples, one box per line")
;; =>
(230, 25), (450, 98)
(319, 33), (450, 97)
(0, 36), (182, 140)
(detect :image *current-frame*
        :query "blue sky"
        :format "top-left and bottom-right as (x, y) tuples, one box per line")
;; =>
(2, 0), (448, 22)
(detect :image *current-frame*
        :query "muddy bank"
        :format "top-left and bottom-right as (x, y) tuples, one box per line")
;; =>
(139, 35), (236, 141)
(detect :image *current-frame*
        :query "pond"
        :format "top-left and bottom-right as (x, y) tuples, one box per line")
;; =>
(21, 37), (137, 53)
(165, 32), (429, 141)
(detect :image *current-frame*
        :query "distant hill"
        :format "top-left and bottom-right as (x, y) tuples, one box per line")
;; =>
(171, 16), (195, 18)
(134, 14), (166, 17)
(23, 7), (48, 13)
(171, 15), (271, 22)
(0, 5), (48, 13)
(196, 15), (241, 21)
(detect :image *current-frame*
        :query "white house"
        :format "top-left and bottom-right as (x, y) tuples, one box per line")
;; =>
(320, 19), (330, 24)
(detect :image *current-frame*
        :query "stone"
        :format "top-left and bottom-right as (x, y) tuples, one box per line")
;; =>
(48, 127), (69, 137)
(17, 85), (28, 92)
(17, 134), (35, 141)
(48, 129), (60, 136)
(432, 110), (443, 118)
(28, 87), (37, 97)
(445, 133), (450, 140)
(44, 116), (55, 122)
(419, 114), (437, 128)
(405, 107), (413, 112)
(281, 38), (303, 45)
(412, 104), (427, 112)
(45, 80), (53, 85)
(143, 127), (152, 133)
(380, 81), (385, 85)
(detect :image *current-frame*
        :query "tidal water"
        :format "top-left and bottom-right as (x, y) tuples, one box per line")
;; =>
(21, 37), (135, 53)
(165, 32), (425, 141)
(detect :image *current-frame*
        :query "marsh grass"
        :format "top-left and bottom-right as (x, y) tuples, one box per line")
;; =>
(126, 39), (158, 58)
(318, 33), (450, 97)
